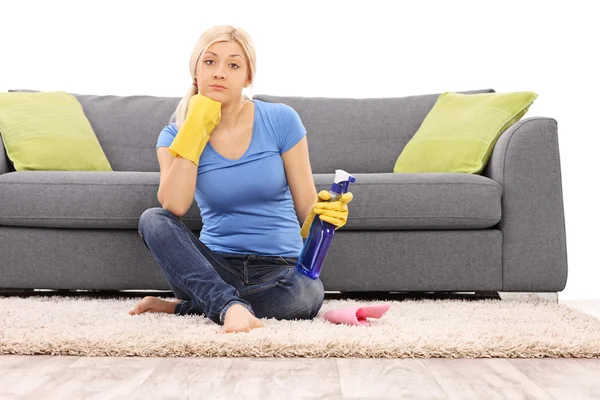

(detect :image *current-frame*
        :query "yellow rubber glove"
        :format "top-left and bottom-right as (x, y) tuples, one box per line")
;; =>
(300, 190), (354, 239)
(168, 94), (222, 166)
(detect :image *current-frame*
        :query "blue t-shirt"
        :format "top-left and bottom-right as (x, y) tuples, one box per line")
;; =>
(156, 99), (306, 257)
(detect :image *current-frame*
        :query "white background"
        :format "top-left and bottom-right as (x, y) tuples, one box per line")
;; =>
(1, 0), (597, 300)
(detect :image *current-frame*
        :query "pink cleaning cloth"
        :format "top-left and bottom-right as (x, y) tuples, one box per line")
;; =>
(323, 303), (390, 327)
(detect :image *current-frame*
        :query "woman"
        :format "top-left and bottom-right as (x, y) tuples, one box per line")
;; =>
(130, 25), (353, 334)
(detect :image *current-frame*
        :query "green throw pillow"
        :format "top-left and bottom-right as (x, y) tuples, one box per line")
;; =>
(393, 91), (538, 174)
(0, 91), (112, 171)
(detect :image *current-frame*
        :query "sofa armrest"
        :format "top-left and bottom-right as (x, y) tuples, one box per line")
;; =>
(482, 117), (568, 291)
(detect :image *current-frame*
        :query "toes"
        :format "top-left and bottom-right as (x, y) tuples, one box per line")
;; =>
(253, 320), (264, 329)
(129, 301), (144, 315)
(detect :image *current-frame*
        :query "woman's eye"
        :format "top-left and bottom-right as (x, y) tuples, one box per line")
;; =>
(204, 60), (239, 69)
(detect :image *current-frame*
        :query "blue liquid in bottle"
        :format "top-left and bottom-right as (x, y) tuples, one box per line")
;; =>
(296, 169), (356, 279)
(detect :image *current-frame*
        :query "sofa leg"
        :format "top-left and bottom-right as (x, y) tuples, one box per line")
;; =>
(497, 291), (558, 303)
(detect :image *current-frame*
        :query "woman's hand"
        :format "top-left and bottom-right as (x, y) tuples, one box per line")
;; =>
(300, 190), (353, 238)
(313, 191), (353, 228)
(168, 94), (221, 166)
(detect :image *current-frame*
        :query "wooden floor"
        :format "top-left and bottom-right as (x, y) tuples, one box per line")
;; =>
(1, 299), (598, 400)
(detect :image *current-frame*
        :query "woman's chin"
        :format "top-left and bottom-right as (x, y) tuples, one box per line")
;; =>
(204, 91), (227, 100)
(202, 91), (243, 105)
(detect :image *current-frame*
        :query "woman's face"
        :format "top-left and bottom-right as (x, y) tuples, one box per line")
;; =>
(196, 41), (249, 104)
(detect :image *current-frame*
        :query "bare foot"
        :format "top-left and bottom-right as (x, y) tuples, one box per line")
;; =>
(220, 304), (264, 334)
(128, 296), (184, 315)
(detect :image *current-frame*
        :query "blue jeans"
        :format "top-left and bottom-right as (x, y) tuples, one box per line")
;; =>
(137, 207), (324, 325)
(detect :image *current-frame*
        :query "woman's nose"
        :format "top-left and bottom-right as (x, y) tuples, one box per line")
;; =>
(213, 69), (226, 79)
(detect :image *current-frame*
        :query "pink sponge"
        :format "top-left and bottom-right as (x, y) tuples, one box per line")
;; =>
(323, 303), (390, 326)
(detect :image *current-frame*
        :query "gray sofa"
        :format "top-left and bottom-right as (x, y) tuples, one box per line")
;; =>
(0, 88), (568, 300)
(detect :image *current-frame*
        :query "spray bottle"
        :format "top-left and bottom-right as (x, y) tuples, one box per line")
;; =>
(296, 169), (356, 279)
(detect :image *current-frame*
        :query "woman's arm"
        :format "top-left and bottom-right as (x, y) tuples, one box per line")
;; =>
(281, 136), (318, 225)
(157, 147), (198, 217)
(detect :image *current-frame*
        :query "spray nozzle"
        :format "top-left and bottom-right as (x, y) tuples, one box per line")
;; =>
(331, 169), (356, 195)
(334, 169), (356, 184)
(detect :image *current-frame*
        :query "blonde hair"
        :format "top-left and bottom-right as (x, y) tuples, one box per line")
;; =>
(174, 25), (257, 129)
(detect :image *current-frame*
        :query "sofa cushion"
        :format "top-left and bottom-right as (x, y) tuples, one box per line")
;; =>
(315, 172), (502, 230)
(393, 91), (539, 174)
(0, 171), (501, 230)
(0, 171), (202, 229)
(0, 91), (112, 172)
(254, 89), (495, 174)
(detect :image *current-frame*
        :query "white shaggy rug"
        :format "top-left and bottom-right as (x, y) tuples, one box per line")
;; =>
(1, 296), (599, 358)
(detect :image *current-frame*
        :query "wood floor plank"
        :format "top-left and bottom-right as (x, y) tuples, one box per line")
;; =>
(69, 355), (164, 369)
(509, 358), (600, 399)
(128, 357), (341, 399)
(0, 368), (56, 398)
(0, 355), (80, 397)
(337, 358), (447, 399)
(23, 366), (155, 399)
(576, 358), (600, 372)
(424, 359), (553, 400)
(0, 355), (35, 368)
(127, 357), (250, 399)
(0, 355), (79, 369)
(239, 357), (341, 400)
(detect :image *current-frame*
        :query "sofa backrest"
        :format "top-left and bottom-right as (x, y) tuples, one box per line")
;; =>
(4, 88), (495, 173)
(72, 94), (181, 172)
(254, 89), (494, 173)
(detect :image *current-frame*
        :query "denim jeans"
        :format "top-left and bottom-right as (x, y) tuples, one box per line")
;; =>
(137, 207), (324, 325)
